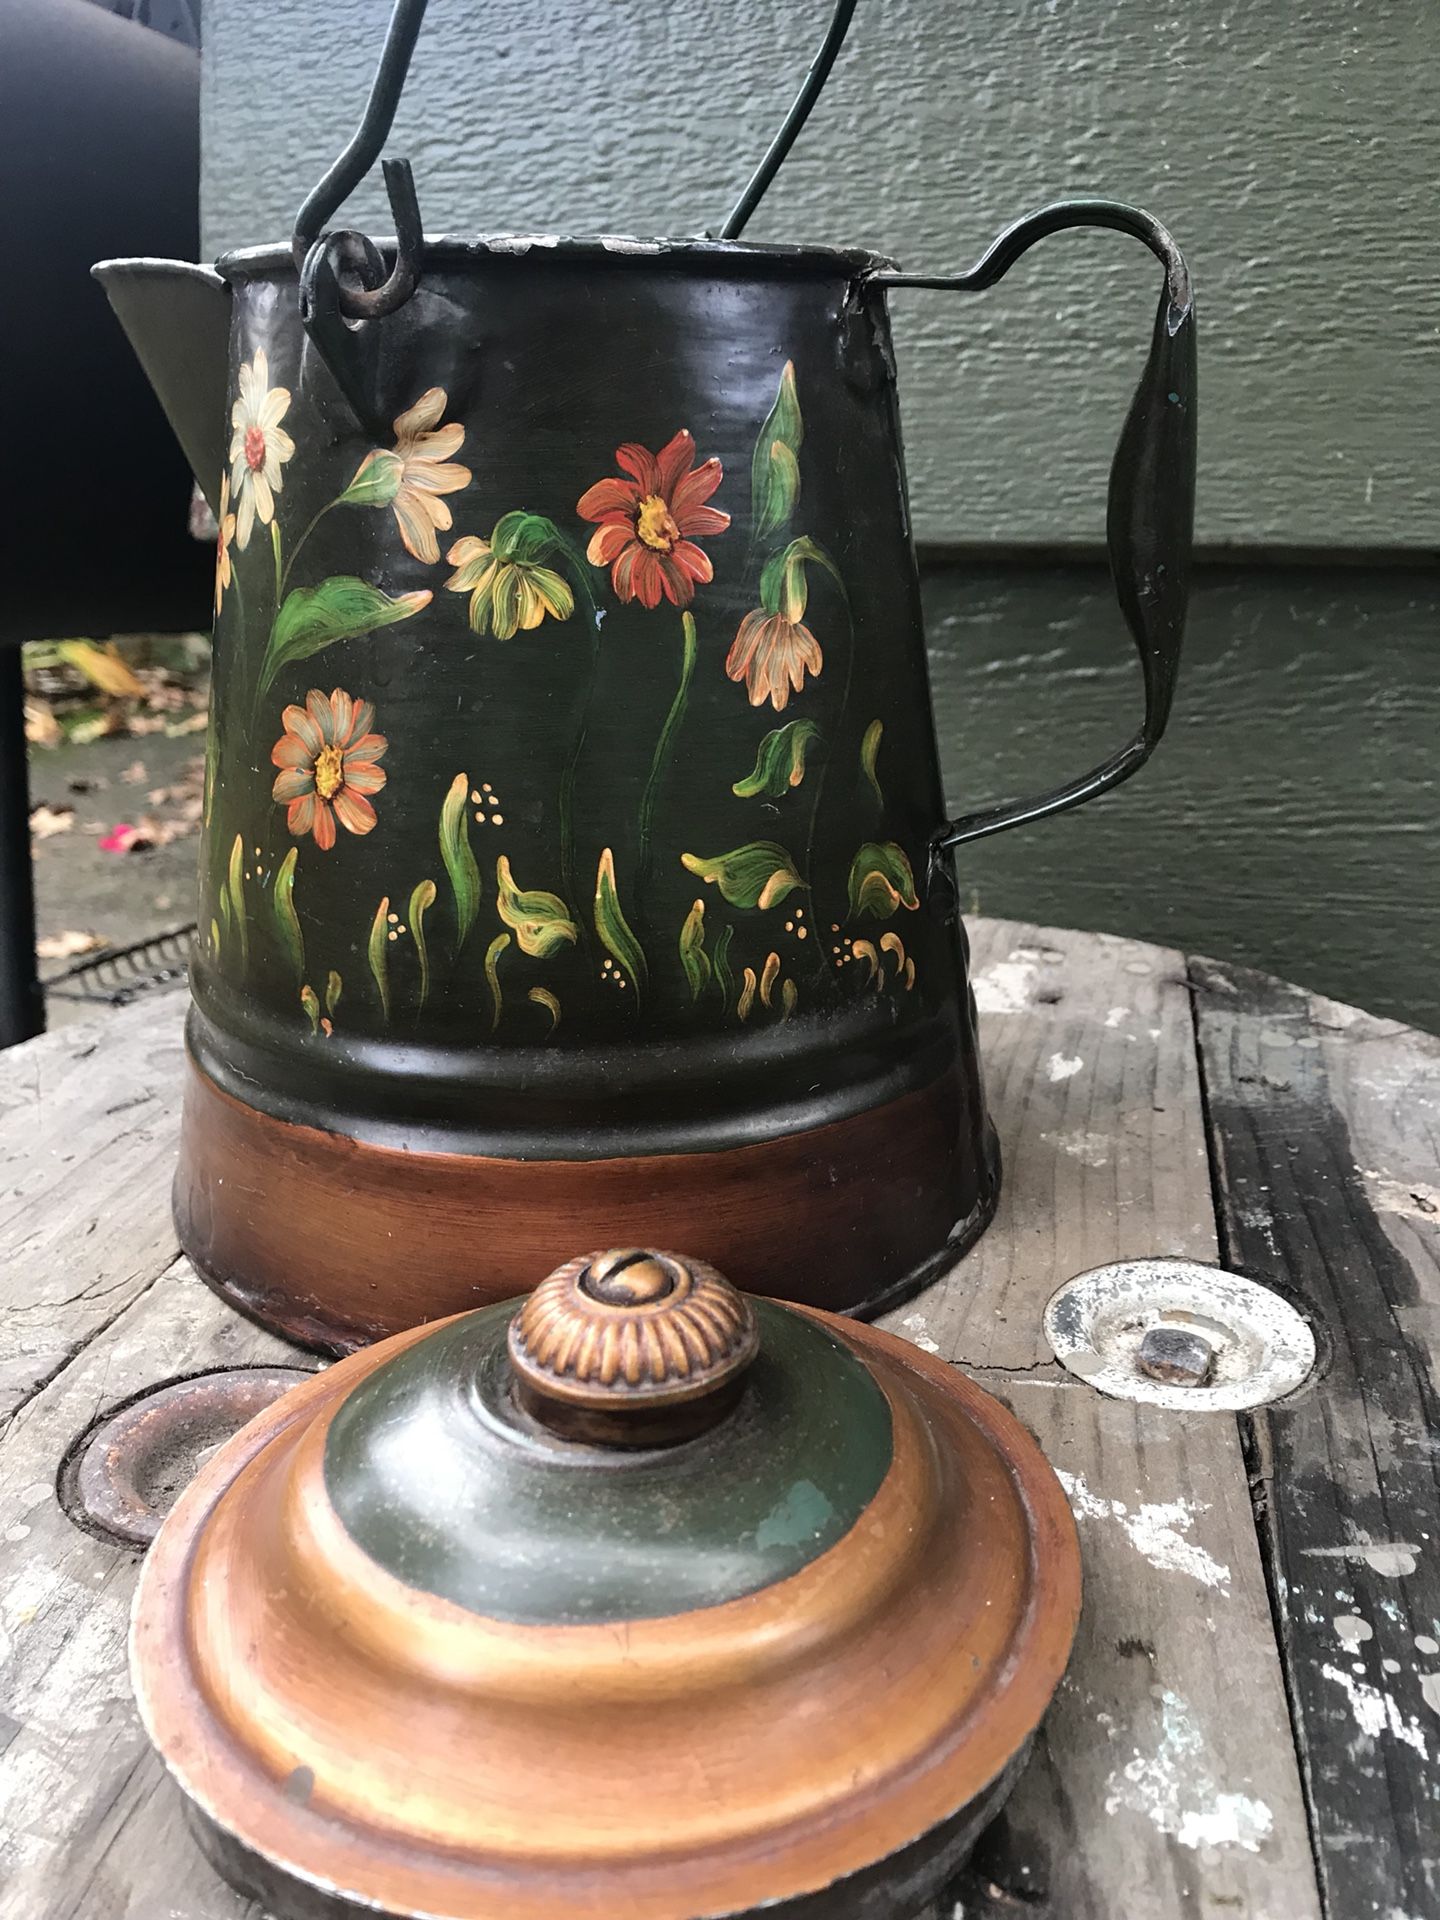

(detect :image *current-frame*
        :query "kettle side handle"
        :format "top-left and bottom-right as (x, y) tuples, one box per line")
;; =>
(874, 201), (1197, 853)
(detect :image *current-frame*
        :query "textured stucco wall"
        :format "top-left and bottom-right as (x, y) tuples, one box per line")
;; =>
(201, 0), (1436, 552)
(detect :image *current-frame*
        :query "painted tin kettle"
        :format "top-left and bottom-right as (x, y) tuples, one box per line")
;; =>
(95, 0), (1196, 1353)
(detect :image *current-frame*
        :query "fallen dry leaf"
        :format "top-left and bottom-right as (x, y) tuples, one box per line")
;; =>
(54, 640), (145, 700)
(24, 701), (61, 749)
(30, 803), (74, 839)
(37, 930), (109, 961)
(120, 759), (148, 785)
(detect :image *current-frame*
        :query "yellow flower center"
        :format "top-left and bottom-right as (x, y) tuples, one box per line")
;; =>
(635, 493), (679, 552)
(244, 425), (268, 472)
(314, 744), (344, 801)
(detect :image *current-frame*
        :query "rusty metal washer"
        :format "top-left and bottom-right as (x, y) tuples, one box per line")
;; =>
(64, 1367), (310, 1548)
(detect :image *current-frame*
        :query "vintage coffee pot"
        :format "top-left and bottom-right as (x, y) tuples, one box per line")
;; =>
(132, 1246), (1081, 1918)
(95, 0), (1195, 1351)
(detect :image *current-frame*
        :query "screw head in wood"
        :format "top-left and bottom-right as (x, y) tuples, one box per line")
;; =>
(1044, 1259), (1316, 1410)
(1137, 1322), (1216, 1387)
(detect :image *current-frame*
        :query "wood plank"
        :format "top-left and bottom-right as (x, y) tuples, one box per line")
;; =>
(0, 1255), (306, 1919)
(0, 924), (1322, 1919)
(935, 1376), (1323, 1920)
(1193, 956), (1440, 1920)
(887, 919), (1319, 1918)
(0, 989), (188, 1424)
(882, 918), (1217, 1370)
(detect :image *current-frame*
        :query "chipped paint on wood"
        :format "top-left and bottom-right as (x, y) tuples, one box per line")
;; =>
(1104, 1687), (1275, 1852)
(1057, 1471), (1231, 1591)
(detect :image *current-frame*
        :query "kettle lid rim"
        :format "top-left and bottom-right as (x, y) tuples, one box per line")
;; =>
(214, 230), (897, 283)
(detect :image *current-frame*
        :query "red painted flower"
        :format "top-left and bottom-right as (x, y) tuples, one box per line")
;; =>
(576, 429), (728, 609)
(725, 608), (823, 711)
(270, 689), (387, 851)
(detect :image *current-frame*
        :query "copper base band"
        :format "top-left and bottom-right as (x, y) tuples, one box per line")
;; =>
(173, 1059), (1000, 1354)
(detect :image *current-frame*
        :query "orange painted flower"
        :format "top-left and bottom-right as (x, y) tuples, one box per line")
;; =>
(344, 388), (471, 565)
(213, 473), (237, 616)
(725, 608), (822, 711)
(271, 689), (388, 851)
(577, 429), (728, 609)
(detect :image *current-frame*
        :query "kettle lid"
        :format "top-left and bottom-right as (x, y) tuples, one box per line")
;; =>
(132, 1250), (1080, 1920)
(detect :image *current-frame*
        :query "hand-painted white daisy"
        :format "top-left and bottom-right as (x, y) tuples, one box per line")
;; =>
(343, 386), (471, 564)
(228, 349), (296, 549)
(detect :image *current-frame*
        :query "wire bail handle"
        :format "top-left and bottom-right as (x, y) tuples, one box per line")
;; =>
(290, 0), (863, 393)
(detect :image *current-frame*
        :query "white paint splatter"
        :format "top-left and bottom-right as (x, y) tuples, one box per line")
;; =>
(970, 955), (1036, 1013)
(1320, 1664), (1429, 1755)
(1104, 1006), (1129, 1028)
(1334, 1614), (1373, 1650)
(1416, 1634), (1439, 1656)
(1047, 1052), (1084, 1081)
(1103, 1688), (1273, 1851)
(1305, 1542), (1420, 1578)
(1383, 1658), (1402, 1675)
(1056, 1471), (1231, 1589)
(1044, 1128), (1111, 1168)
(899, 1312), (940, 1356)
(1360, 1169), (1440, 1223)
(1419, 1676), (1440, 1716)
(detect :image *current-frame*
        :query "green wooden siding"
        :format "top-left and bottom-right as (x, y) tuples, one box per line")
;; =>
(202, 0), (1436, 552)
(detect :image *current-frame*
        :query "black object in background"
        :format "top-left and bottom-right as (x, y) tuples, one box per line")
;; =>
(0, 0), (207, 1045)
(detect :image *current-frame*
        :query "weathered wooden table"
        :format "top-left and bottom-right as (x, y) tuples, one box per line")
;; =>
(2, 918), (1437, 1919)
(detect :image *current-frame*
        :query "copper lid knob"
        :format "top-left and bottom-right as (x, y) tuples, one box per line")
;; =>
(507, 1249), (761, 1446)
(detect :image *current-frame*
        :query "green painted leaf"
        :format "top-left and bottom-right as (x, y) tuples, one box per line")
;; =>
(300, 983), (321, 1035)
(368, 897), (391, 1021)
(484, 932), (510, 1033)
(439, 773), (481, 949)
(679, 898), (711, 1000)
(732, 720), (820, 798)
(712, 923), (735, 1005)
(751, 361), (803, 539)
(496, 856), (577, 958)
(759, 536), (846, 622)
(681, 841), (804, 911)
(409, 879), (437, 1010)
(226, 835), (248, 969)
(528, 986), (561, 1032)
(847, 841), (920, 919)
(325, 969), (343, 1017)
(737, 966), (757, 1021)
(260, 577), (431, 694)
(860, 719), (884, 807)
(594, 847), (646, 998)
(490, 510), (566, 565)
(272, 846), (304, 983)
(338, 449), (403, 507)
(209, 916), (221, 956)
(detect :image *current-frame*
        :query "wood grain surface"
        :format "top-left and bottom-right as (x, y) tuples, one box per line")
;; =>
(0, 999), (186, 1422)
(0, 1253), (300, 1920)
(2, 922), (1432, 1916)
(199, 0), (1438, 553)
(1193, 957), (1440, 1920)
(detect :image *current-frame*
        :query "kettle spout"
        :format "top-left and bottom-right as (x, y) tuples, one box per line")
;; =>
(92, 258), (231, 515)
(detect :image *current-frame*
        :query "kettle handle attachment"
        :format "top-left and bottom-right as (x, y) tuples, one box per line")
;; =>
(875, 200), (1196, 853)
